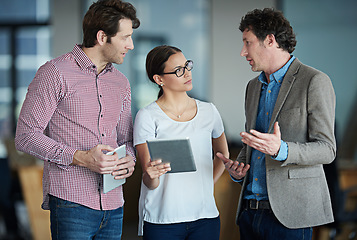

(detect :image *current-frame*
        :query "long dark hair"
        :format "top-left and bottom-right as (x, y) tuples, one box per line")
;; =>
(146, 45), (182, 98)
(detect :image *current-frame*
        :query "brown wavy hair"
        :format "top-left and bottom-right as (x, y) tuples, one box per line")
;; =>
(82, 0), (140, 48)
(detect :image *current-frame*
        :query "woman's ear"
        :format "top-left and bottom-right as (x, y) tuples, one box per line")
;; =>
(153, 74), (164, 86)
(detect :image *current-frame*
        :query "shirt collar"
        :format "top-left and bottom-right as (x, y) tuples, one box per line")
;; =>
(258, 55), (296, 85)
(72, 44), (114, 73)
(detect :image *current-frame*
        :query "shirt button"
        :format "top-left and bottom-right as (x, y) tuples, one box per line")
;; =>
(255, 178), (258, 181)
(100, 95), (102, 98)
(257, 156), (261, 159)
(101, 114), (103, 118)
(266, 112), (269, 115)
(102, 133), (104, 137)
(256, 194), (260, 196)
(268, 90), (271, 93)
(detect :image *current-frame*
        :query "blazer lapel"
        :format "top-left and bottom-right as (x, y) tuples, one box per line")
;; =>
(246, 78), (262, 131)
(244, 78), (262, 164)
(268, 59), (301, 133)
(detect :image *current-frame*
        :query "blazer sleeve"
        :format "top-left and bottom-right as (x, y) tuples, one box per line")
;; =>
(281, 70), (336, 166)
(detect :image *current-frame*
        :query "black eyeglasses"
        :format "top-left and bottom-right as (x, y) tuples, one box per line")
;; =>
(161, 60), (193, 78)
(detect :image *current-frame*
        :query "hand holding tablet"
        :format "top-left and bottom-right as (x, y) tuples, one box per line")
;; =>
(103, 145), (126, 193)
(146, 138), (196, 173)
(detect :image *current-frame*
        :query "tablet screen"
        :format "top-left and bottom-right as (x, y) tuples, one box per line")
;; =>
(146, 138), (196, 173)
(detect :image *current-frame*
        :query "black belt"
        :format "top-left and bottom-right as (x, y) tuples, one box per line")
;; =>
(243, 199), (271, 210)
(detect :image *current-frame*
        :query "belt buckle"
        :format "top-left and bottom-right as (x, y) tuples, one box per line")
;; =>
(249, 200), (259, 210)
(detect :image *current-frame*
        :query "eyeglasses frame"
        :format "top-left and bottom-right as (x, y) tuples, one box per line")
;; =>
(161, 60), (193, 78)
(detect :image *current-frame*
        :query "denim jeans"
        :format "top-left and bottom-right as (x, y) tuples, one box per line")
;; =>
(143, 216), (220, 240)
(238, 208), (313, 240)
(49, 195), (123, 240)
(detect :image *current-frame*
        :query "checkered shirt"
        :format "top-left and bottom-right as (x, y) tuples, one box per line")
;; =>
(15, 45), (135, 210)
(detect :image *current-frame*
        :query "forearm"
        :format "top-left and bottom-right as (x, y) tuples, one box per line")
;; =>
(72, 150), (88, 167)
(142, 171), (160, 190)
(213, 157), (225, 184)
(15, 124), (76, 166)
(212, 133), (230, 183)
(136, 143), (163, 190)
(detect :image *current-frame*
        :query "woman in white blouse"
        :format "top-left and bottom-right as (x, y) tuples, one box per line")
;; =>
(133, 45), (229, 240)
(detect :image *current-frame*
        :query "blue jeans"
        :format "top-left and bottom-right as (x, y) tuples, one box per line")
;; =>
(143, 216), (220, 240)
(238, 208), (313, 240)
(49, 195), (123, 240)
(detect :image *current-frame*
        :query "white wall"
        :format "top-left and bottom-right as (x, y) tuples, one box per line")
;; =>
(211, 0), (276, 143)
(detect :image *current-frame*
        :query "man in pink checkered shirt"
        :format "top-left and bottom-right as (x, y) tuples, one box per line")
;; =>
(14, 0), (140, 239)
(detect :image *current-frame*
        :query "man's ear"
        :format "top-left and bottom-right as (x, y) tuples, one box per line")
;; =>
(96, 30), (107, 46)
(265, 34), (277, 47)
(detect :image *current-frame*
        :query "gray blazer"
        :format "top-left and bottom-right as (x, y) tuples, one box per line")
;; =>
(236, 58), (336, 229)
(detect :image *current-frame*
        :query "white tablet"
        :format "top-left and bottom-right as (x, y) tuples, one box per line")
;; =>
(146, 138), (196, 173)
(103, 145), (126, 194)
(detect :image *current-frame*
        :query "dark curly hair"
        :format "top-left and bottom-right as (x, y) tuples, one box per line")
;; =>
(146, 45), (182, 99)
(82, 0), (140, 48)
(239, 8), (296, 53)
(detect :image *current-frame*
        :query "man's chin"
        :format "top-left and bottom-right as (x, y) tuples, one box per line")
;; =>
(113, 59), (124, 65)
(251, 66), (260, 72)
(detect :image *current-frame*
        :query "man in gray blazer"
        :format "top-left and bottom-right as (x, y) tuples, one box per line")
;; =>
(217, 8), (336, 240)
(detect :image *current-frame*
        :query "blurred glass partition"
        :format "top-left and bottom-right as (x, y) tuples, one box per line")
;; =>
(0, 0), (51, 158)
(105, 0), (212, 116)
(130, 35), (166, 114)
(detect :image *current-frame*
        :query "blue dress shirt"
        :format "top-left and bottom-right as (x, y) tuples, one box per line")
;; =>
(243, 56), (295, 201)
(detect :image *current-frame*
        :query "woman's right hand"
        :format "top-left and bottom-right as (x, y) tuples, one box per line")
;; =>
(136, 143), (171, 190)
(145, 159), (171, 179)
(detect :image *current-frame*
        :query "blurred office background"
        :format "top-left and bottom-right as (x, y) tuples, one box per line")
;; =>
(0, 0), (356, 239)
